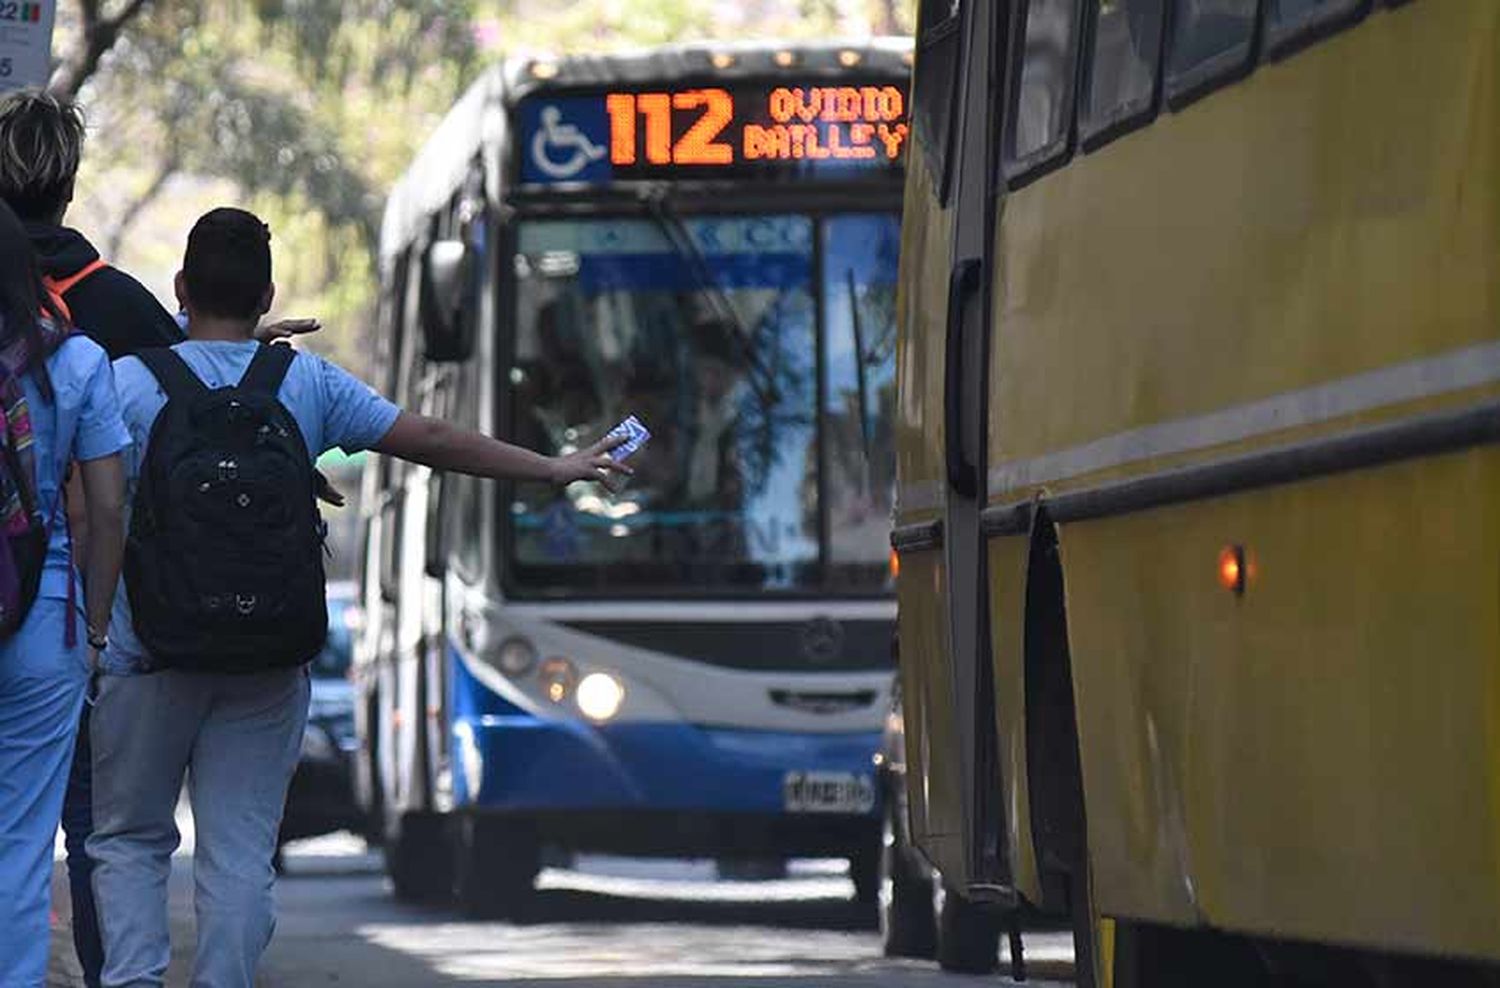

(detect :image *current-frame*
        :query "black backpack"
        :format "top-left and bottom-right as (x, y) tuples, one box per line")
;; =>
(125, 344), (328, 672)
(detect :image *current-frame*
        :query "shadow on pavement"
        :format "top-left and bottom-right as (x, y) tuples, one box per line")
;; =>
(504, 887), (876, 932)
(276, 848), (877, 932)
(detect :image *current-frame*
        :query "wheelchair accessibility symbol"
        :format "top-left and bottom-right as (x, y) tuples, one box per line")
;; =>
(531, 105), (608, 180)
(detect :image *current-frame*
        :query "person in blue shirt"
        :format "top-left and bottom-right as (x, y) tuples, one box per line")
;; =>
(0, 200), (128, 987)
(87, 207), (628, 988)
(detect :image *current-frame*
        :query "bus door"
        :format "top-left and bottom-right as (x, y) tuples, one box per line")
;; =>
(895, 0), (1007, 899)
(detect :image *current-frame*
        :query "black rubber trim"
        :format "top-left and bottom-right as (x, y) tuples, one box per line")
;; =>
(981, 500), (1033, 537)
(982, 399), (1500, 536)
(999, 0), (1083, 191)
(1161, 0), (1262, 114)
(945, 259), (983, 497)
(1075, 0), (1167, 155)
(560, 618), (895, 673)
(891, 519), (944, 553)
(1263, 0), (1371, 62)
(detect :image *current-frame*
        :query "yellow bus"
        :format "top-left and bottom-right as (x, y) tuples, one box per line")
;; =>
(889, 0), (1500, 983)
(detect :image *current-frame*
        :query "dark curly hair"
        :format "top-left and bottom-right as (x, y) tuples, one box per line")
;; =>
(182, 207), (273, 321)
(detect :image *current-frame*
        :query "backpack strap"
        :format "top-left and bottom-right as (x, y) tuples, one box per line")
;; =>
(41, 258), (109, 324)
(136, 348), (209, 403)
(46, 258), (109, 299)
(237, 343), (295, 397)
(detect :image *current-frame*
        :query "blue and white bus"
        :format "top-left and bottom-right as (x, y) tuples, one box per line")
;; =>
(355, 40), (911, 914)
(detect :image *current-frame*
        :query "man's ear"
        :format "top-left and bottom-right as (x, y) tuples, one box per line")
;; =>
(259, 282), (276, 317)
(174, 271), (189, 311)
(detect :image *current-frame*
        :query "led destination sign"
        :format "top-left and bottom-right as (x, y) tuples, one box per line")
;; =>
(519, 81), (909, 186)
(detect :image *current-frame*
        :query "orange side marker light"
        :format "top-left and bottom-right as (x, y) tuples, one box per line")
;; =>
(889, 548), (901, 581)
(1218, 544), (1247, 597)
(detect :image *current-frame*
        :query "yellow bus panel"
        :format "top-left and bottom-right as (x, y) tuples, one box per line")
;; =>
(985, 534), (1041, 905)
(1060, 446), (1500, 961)
(987, 1), (1499, 503)
(895, 139), (954, 528)
(896, 545), (967, 883)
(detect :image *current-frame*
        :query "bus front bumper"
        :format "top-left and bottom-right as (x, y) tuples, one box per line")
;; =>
(451, 716), (880, 854)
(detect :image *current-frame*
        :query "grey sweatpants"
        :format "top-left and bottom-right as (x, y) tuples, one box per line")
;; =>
(87, 667), (310, 988)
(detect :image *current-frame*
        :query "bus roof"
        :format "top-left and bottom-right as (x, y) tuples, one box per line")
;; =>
(379, 37), (914, 265)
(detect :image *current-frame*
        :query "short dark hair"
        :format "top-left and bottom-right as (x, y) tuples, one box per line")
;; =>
(0, 90), (85, 222)
(183, 207), (272, 320)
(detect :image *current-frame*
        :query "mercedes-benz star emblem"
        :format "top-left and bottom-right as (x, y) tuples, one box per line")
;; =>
(800, 617), (845, 664)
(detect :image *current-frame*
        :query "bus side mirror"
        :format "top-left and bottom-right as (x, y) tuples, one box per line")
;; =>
(419, 239), (475, 362)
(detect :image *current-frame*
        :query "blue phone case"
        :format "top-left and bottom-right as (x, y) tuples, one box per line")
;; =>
(606, 415), (651, 462)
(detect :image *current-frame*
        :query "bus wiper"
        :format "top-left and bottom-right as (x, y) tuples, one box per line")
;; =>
(637, 185), (782, 408)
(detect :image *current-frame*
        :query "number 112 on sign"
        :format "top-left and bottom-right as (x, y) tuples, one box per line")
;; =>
(605, 89), (735, 167)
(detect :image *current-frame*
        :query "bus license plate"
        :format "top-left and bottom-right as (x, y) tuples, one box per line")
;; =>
(783, 771), (876, 814)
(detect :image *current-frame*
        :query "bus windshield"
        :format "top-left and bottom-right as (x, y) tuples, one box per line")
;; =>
(507, 212), (898, 596)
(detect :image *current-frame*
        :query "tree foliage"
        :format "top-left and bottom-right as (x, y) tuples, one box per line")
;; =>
(62, 1), (476, 254)
(50, 0), (155, 98)
(49, 0), (477, 368)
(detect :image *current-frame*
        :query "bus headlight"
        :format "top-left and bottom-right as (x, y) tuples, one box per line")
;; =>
(576, 672), (625, 722)
(539, 657), (578, 704)
(494, 637), (537, 678)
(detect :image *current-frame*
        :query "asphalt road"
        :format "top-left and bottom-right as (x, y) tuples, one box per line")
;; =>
(50, 828), (1073, 987)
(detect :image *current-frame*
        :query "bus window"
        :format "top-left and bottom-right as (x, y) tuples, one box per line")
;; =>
(508, 215), (821, 594)
(1003, 0), (1083, 183)
(822, 214), (900, 591)
(1078, 0), (1166, 148)
(912, 0), (964, 201)
(1264, 0), (1369, 58)
(1165, 0), (1259, 106)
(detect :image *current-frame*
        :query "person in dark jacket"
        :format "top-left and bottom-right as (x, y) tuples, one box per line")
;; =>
(26, 223), (184, 359)
(0, 88), (318, 987)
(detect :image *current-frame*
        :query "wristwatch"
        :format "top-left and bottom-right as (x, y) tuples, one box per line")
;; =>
(86, 628), (109, 651)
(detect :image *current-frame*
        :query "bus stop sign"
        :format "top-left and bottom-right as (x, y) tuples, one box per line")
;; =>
(0, 1), (55, 92)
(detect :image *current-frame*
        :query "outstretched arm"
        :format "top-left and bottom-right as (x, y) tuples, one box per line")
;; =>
(371, 412), (629, 486)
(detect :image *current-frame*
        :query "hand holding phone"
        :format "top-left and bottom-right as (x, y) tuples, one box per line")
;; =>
(603, 415), (650, 491)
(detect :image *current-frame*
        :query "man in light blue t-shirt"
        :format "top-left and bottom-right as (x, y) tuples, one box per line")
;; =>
(87, 208), (630, 988)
